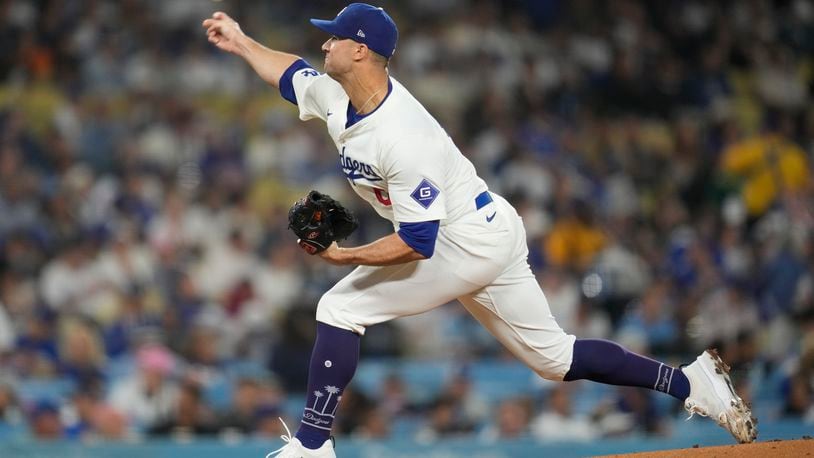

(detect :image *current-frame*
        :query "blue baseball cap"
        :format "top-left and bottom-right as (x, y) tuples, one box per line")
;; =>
(310, 3), (398, 59)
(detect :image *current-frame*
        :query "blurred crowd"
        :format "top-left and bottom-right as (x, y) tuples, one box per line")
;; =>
(1, 0), (813, 444)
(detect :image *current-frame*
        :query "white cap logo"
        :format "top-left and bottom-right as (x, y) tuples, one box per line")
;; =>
(357, 29), (366, 38)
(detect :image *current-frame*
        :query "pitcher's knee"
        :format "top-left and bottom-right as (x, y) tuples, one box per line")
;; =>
(527, 333), (577, 382)
(316, 294), (366, 335)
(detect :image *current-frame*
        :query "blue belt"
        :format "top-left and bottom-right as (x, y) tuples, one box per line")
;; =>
(474, 190), (493, 210)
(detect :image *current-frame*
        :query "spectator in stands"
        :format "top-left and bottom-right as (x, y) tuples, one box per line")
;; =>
(531, 385), (598, 441)
(39, 237), (106, 317)
(0, 233), (43, 290)
(27, 400), (63, 440)
(0, 272), (38, 330)
(0, 144), (41, 238)
(378, 373), (412, 419)
(217, 377), (262, 434)
(89, 404), (129, 441)
(12, 308), (59, 378)
(478, 397), (533, 442)
(252, 243), (306, 315)
(102, 287), (163, 359)
(439, 369), (489, 428)
(0, 382), (21, 430)
(57, 317), (106, 385)
(109, 343), (178, 431)
(65, 387), (99, 440)
(544, 200), (606, 273)
(148, 379), (219, 438)
(617, 279), (679, 355)
(184, 317), (225, 369)
(721, 114), (810, 218)
(600, 388), (666, 437)
(415, 396), (475, 443)
(95, 223), (156, 296)
(65, 386), (129, 442)
(694, 283), (759, 350)
(352, 406), (391, 441)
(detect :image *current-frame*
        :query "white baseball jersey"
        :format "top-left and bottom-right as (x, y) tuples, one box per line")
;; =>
(286, 65), (576, 381)
(289, 69), (488, 228)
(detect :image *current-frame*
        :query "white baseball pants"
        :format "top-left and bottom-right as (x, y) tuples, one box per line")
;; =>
(316, 193), (576, 381)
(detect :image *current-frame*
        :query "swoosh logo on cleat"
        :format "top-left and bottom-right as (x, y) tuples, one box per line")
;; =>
(486, 212), (496, 222)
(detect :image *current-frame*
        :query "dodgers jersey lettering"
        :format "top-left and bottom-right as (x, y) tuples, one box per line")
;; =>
(289, 68), (487, 226)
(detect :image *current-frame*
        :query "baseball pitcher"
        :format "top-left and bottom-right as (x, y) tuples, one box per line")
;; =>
(202, 4), (756, 457)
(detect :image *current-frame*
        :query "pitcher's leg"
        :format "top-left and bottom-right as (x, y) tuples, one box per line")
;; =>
(295, 322), (360, 449)
(564, 338), (689, 400)
(316, 244), (504, 335)
(458, 269), (576, 381)
(299, 241), (503, 450)
(458, 262), (689, 400)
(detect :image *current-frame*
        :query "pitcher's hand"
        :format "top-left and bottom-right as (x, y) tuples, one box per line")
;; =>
(202, 11), (245, 55)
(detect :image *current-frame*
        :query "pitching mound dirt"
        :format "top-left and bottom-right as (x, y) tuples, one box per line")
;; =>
(604, 438), (813, 457)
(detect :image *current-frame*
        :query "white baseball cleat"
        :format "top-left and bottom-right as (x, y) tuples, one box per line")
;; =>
(681, 349), (758, 443)
(265, 419), (337, 458)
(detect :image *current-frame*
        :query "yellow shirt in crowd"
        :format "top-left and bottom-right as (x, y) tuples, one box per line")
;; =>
(722, 134), (810, 216)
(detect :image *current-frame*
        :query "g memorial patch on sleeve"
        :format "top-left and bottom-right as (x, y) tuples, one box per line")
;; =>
(410, 178), (440, 209)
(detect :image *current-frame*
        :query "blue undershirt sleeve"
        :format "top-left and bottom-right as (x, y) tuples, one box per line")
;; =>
(278, 59), (314, 105)
(397, 220), (440, 259)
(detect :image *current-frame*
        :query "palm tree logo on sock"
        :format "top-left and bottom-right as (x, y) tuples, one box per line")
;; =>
(305, 386), (343, 426)
(311, 390), (324, 410)
(304, 387), (343, 429)
(322, 386), (340, 414)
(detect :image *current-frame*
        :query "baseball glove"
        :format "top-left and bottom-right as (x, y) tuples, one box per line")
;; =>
(288, 190), (359, 254)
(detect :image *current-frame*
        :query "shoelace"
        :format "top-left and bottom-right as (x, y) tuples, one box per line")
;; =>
(265, 418), (294, 458)
(684, 399), (707, 420)
(686, 398), (729, 428)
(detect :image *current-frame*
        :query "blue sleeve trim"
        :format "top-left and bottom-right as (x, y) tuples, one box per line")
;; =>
(397, 220), (440, 259)
(279, 59), (314, 105)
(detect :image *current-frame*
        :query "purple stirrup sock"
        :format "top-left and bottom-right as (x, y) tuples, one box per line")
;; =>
(563, 338), (690, 400)
(295, 322), (360, 449)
